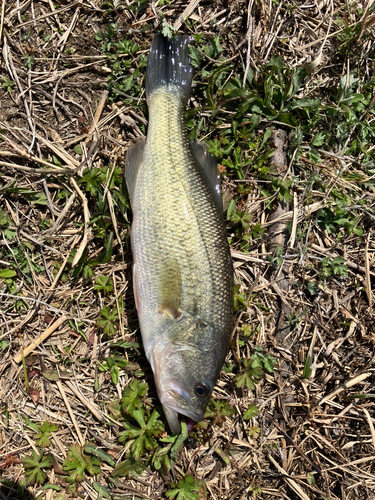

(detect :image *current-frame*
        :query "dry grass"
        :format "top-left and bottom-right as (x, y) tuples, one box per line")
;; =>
(0, 0), (375, 499)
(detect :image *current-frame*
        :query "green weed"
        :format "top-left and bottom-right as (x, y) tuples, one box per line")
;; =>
(187, 34), (374, 256)
(0, 269), (16, 279)
(302, 353), (313, 380)
(110, 457), (145, 478)
(97, 305), (119, 337)
(166, 474), (206, 500)
(61, 444), (100, 493)
(0, 339), (9, 350)
(34, 422), (59, 448)
(121, 379), (149, 413)
(198, 399), (235, 429)
(248, 482), (262, 497)
(161, 19), (177, 39)
(317, 203), (364, 238)
(94, 275), (114, 294)
(306, 281), (319, 297)
(229, 206), (253, 229)
(21, 450), (53, 485)
(94, 24), (147, 107)
(152, 423), (188, 471)
(236, 347), (276, 391)
(235, 359), (264, 390)
(68, 320), (88, 342)
(233, 284), (247, 311)
(268, 245), (284, 267)
(98, 355), (129, 384)
(243, 403), (259, 420)
(70, 249), (96, 279)
(2, 76), (14, 93)
(99, 340), (143, 385)
(119, 407), (165, 460)
(22, 54), (35, 70)
(247, 425), (261, 439)
(84, 445), (116, 467)
(320, 256), (348, 279)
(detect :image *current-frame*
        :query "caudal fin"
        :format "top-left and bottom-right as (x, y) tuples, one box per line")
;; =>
(146, 34), (193, 105)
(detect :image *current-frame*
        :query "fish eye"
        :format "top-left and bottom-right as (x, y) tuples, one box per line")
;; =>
(195, 382), (210, 398)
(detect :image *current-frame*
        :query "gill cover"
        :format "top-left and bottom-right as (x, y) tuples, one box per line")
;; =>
(151, 314), (218, 434)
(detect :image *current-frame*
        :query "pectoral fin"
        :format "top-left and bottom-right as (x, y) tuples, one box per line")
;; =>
(125, 137), (145, 205)
(158, 259), (182, 320)
(190, 141), (223, 213)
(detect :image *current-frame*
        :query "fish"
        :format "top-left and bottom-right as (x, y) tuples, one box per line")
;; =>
(125, 33), (233, 434)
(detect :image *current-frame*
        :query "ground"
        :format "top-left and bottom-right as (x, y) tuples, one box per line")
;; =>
(0, 1), (374, 499)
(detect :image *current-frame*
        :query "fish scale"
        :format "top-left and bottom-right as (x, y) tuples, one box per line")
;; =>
(125, 34), (233, 433)
(136, 90), (231, 333)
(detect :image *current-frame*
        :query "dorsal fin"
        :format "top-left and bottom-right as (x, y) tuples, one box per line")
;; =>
(125, 137), (145, 205)
(190, 141), (223, 213)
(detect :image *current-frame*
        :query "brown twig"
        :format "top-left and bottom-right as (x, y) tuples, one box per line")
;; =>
(14, 316), (68, 363)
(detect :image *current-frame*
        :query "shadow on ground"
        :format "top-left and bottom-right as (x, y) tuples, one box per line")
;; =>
(0, 480), (36, 500)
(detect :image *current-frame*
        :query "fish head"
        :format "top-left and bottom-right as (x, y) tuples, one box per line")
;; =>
(150, 315), (221, 434)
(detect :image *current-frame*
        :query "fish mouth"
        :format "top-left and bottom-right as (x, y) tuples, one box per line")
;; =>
(161, 405), (182, 434)
(161, 404), (203, 435)
(160, 382), (204, 434)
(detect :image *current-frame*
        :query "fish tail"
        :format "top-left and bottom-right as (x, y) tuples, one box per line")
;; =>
(146, 33), (193, 105)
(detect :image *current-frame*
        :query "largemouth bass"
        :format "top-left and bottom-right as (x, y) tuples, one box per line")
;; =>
(125, 34), (233, 434)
